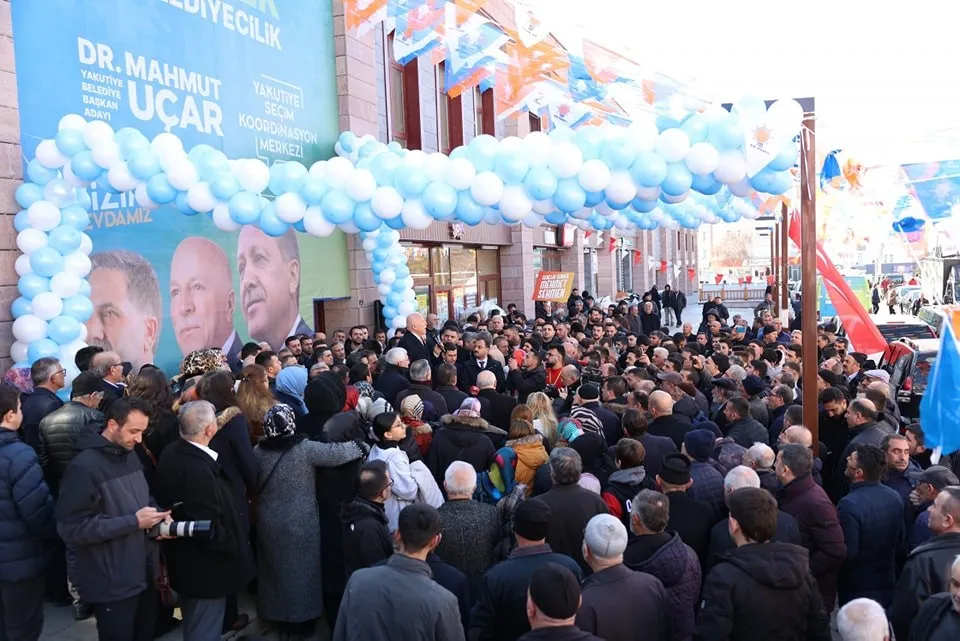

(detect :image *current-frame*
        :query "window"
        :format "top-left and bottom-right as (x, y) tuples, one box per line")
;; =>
(477, 88), (495, 136)
(474, 87), (484, 137)
(387, 34), (421, 149)
(437, 63), (463, 153)
(430, 247), (451, 286)
(534, 248), (562, 272)
(529, 113), (542, 132)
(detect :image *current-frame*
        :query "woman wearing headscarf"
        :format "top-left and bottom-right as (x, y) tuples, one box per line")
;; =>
(254, 404), (365, 639)
(275, 366), (309, 418)
(399, 394), (432, 457)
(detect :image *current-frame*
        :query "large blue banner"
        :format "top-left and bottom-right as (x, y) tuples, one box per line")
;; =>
(11, 0), (350, 373)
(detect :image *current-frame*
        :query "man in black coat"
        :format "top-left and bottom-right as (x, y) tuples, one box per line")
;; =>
(91, 351), (126, 412)
(154, 401), (255, 641)
(396, 359), (449, 417)
(476, 371), (516, 435)
(397, 313), (436, 367)
(374, 348), (412, 408)
(19, 357), (65, 451)
(340, 460), (394, 579)
(459, 333), (505, 393)
(656, 453), (716, 569)
(723, 397), (769, 448)
(506, 351), (547, 404)
(646, 390), (694, 449)
(696, 487), (830, 641)
(434, 363), (468, 413)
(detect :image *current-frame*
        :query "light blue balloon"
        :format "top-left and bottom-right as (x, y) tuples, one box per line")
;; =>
(11, 297), (32, 318)
(47, 315), (82, 345)
(339, 131), (358, 153)
(600, 138), (636, 170)
(146, 174), (178, 204)
(574, 128), (604, 161)
(300, 177), (329, 205)
(456, 191), (485, 225)
(258, 202), (290, 237)
(353, 202), (381, 232)
(28, 339), (61, 364)
(394, 265), (410, 280)
(769, 170), (793, 195)
(70, 151), (103, 182)
(384, 215), (406, 230)
(692, 173), (722, 195)
(523, 167), (558, 200)
(228, 192), (262, 225)
(371, 260), (385, 274)
(55, 129), (87, 156)
(114, 127), (141, 144)
(656, 115), (682, 132)
(293, 219), (307, 233)
(468, 135), (499, 173)
(74, 190), (92, 212)
(117, 133), (150, 159)
(631, 152), (668, 188)
(495, 153), (530, 184)
(680, 113), (710, 144)
(542, 211), (565, 225)
(210, 172), (241, 200)
(127, 149), (161, 180)
(320, 190), (355, 224)
(767, 142), (798, 172)
(605, 197), (630, 211)
(377, 234), (394, 249)
(395, 169), (430, 198)
(370, 153), (401, 186)
(749, 167), (779, 193)
(707, 115), (744, 151)
(43, 179), (75, 208)
(48, 226), (82, 254)
(78, 279), (91, 297)
(30, 248), (64, 278)
(387, 141), (404, 154)
(422, 182), (458, 219)
(386, 292), (402, 307)
(175, 192), (200, 216)
(631, 197), (658, 213)
(13, 210), (30, 232)
(15, 184), (44, 209)
(27, 159), (59, 185)
(449, 146), (469, 161)
(662, 163), (693, 196)
(584, 191), (605, 207)
(268, 161), (307, 195)
(196, 150), (230, 182)
(187, 144), (216, 164)
(18, 274), (51, 299)
(554, 179), (587, 213)
(383, 306), (397, 320)
(372, 247), (389, 262)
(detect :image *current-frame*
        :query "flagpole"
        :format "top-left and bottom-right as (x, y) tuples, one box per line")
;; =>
(781, 202), (790, 312)
(771, 225), (778, 315)
(800, 110), (819, 455)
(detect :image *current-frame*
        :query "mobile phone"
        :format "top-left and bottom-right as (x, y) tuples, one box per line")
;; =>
(735, 326), (746, 334)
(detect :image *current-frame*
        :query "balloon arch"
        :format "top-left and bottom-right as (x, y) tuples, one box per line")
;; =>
(10, 98), (803, 384)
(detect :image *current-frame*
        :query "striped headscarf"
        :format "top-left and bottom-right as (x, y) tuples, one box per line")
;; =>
(455, 397), (483, 418)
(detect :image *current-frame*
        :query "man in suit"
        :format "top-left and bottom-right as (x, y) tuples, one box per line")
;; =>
(476, 371), (515, 434)
(398, 313), (435, 366)
(154, 401), (255, 641)
(458, 332), (505, 393)
(90, 351), (126, 412)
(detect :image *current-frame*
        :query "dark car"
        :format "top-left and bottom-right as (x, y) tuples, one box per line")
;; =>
(883, 338), (938, 420)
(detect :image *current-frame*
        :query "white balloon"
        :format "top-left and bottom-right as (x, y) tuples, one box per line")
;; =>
(10, 341), (28, 364)
(274, 192), (307, 223)
(766, 99), (804, 134)
(728, 178), (753, 197)
(63, 252), (92, 278)
(236, 159), (270, 193)
(134, 183), (159, 210)
(714, 151), (748, 184)
(325, 157), (355, 186)
(377, 282), (392, 296)
(58, 114), (87, 132)
(380, 268), (397, 285)
(35, 139), (68, 169)
(661, 192), (688, 204)
(499, 185), (533, 222)
(166, 158), (199, 190)
(82, 121), (115, 149)
(31, 292), (63, 321)
(50, 272), (83, 298)
(392, 315), (407, 329)
(12, 315), (47, 343)
(404, 149), (428, 169)
(470, 172), (504, 207)
(362, 238), (377, 252)
(549, 142), (584, 178)
(79, 323), (87, 342)
(656, 129), (691, 163)
(685, 142), (720, 175)
(303, 206), (336, 237)
(186, 182), (216, 212)
(424, 153), (449, 183)
(345, 169), (377, 202)
(91, 140), (122, 169)
(15, 254), (33, 276)
(523, 131), (553, 167)
(78, 233), (93, 256)
(211, 203), (242, 232)
(26, 201), (62, 232)
(107, 163), (138, 192)
(635, 185), (661, 201)
(151, 132), (184, 156)
(578, 159), (611, 192)
(397, 301), (416, 316)
(339, 221), (360, 234)
(371, 186), (404, 219)
(521, 213), (544, 229)
(626, 119), (659, 152)
(16, 229), (48, 255)
(571, 207), (593, 220)
(532, 199), (555, 215)
(605, 171), (636, 203)
(444, 158), (476, 190)
(308, 160), (327, 179)
(400, 199), (433, 230)
(61, 162), (89, 188)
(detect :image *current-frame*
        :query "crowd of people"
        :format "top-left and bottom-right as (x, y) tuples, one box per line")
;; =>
(0, 288), (959, 641)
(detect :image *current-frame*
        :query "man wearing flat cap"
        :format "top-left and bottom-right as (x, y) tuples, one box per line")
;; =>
(517, 563), (603, 641)
(906, 466), (960, 550)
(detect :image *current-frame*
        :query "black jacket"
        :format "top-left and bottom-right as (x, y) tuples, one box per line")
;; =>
(37, 401), (105, 496)
(340, 497), (393, 579)
(0, 430), (57, 583)
(577, 402), (622, 448)
(398, 331), (434, 368)
(648, 413), (695, 450)
(154, 439), (255, 599)
(637, 432), (678, 479)
(624, 532), (701, 641)
(538, 484), (610, 574)
(696, 542), (830, 641)
(909, 592), (960, 641)
(426, 414), (497, 485)
(436, 386), (468, 414)
(576, 563), (671, 641)
(706, 510), (801, 573)
(99, 379), (125, 412)
(397, 384), (450, 419)
(665, 490), (716, 569)
(20, 387), (63, 451)
(209, 409), (258, 529)
(459, 359), (506, 393)
(55, 431), (155, 603)
(506, 366), (546, 404)
(477, 388), (516, 435)
(519, 627), (603, 641)
(374, 364), (411, 408)
(725, 416), (768, 448)
(890, 531), (960, 640)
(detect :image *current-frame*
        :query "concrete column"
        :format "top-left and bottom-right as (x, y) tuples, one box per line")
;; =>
(560, 230), (585, 293)
(500, 226), (535, 318)
(595, 235), (617, 300)
(0, 0), (20, 369)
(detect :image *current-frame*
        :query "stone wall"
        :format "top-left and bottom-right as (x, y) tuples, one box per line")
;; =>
(0, 0), (18, 370)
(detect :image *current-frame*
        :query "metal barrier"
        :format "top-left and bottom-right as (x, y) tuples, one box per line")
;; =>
(699, 284), (770, 303)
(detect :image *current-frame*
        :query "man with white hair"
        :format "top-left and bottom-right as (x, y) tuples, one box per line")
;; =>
(705, 466), (801, 571)
(396, 359), (449, 417)
(743, 442), (779, 495)
(436, 461), (498, 594)
(475, 369), (516, 433)
(646, 390), (693, 449)
(398, 312), (433, 365)
(837, 598), (890, 641)
(373, 347), (411, 407)
(576, 514), (671, 641)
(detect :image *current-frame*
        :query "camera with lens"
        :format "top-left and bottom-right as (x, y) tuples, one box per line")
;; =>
(580, 366), (604, 386)
(148, 520), (213, 539)
(543, 384), (559, 398)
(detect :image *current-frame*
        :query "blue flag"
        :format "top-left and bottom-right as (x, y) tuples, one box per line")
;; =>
(920, 310), (960, 457)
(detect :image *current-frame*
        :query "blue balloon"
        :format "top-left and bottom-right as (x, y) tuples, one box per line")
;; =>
(48, 226), (82, 254)
(146, 174), (178, 204)
(30, 248), (64, 278)
(15, 184), (44, 209)
(769, 170), (793, 195)
(523, 167), (558, 201)
(749, 168), (779, 193)
(383, 306), (397, 320)
(11, 297), (32, 318)
(631, 197), (658, 213)
(28, 339), (61, 363)
(544, 211), (567, 225)
(495, 153), (530, 184)
(70, 151), (103, 181)
(268, 161), (307, 195)
(574, 128), (604, 161)
(114, 127), (141, 145)
(339, 131), (358, 153)
(707, 115), (744, 151)
(353, 202), (381, 232)
(605, 197), (630, 211)
(370, 153), (401, 186)
(293, 219), (307, 233)
(554, 179), (587, 213)
(47, 315), (82, 345)
(320, 190), (355, 224)
(74, 190), (92, 212)
(228, 192), (262, 225)
(584, 190), (605, 207)
(210, 172), (241, 200)
(300, 177), (329, 205)
(448, 146), (469, 161)
(13, 210), (30, 232)
(27, 159), (59, 185)
(692, 173), (723, 195)
(384, 215), (406, 230)
(377, 234), (395, 249)
(18, 274), (50, 299)
(422, 182), (458, 219)
(395, 169), (430, 198)
(661, 163), (693, 197)
(386, 292), (402, 307)
(600, 138), (636, 170)
(680, 113), (710, 144)
(127, 149), (161, 180)
(767, 142), (798, 172)
(78, 279), (91, 297)
(196, 150), (230, 182)
(175, 192), (200, 216)
(394, 265), (410, 280)
(258, 202), (290, 237)
(187, 144), (216, 164)
(467, 136), (499, 173)
(55, 129), (87, 156)
(117, 133), (150, 159)
(371, 260), (385, 274)
(456, 191), (485, 225)
(372, 247), (389, 262)
(631, 152), (668, 188)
